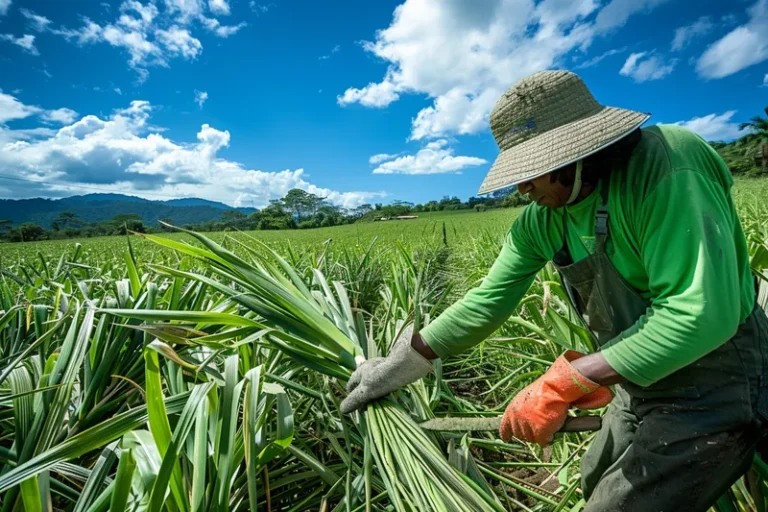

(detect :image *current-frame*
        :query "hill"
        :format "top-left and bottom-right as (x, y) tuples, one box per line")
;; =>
(0, 194), (256, 229)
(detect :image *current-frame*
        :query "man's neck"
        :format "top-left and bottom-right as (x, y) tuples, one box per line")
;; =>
(570, 183), (596, 205)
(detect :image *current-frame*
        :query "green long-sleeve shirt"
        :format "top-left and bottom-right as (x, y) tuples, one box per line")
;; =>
(421, 125), (756, 386)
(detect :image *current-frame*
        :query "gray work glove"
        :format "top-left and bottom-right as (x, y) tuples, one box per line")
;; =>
(340, 325), (433, 414)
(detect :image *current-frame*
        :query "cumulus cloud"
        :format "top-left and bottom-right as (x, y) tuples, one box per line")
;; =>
(670, 111), (743, 141)
(619, 51), (676, 82)
(671, 16), (713, 51)
(29, 0), (245, 81)
(338, 0), (668, 141)
(338, 72), (401, 108)
(194, 90), (208, 108)
(155, 26), (202, 59)
(0, 91), (42, 122)
(208, 0), (230, 15)
(200, 17), (247, 37)
(0, 97), (383, 208)
(696, 0), (768, 79)
(0, 34), (39, 55)
(163, 0), (205, 21)
(371, 140), (487, 175)
(0, 0), (10, 16)
(41, 108), (79, 125)
(369, 153), (399, 164)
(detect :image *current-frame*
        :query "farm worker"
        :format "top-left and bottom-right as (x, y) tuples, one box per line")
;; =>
(341, 70), (768, 511)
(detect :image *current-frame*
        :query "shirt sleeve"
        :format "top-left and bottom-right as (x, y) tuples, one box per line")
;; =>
(420, 213), (547, 359)
(600, 169), (743, 386)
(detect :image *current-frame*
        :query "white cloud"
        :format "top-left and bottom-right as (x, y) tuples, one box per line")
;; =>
(55, 19), (103, 45)
(20, 8), (51, 31)
(98, 24), (161, 80)
(0, 91), (42, 123)
(115, 87), (123, 95)
(40, 0), (243, 81)
(208, 0), (230, 15)
(194, 90), (208, 108)
(41, 108), (79, 125)
(764, 73), (768, 86)
(369, 153), (399, 164)
(670, 111), (742, 141)
(338, 0), (668, 141)
(371, 140), (487, 175)
(0, 98), (383, 209)
(0, 34), (39, 55)
(155, 26), (202, 59)
(215, 22), (245, 37)
(671, 16), (713, 51)
(249, 2), (272, 15)
(696, 0), (768, 79)
(0, 0), (10, 16)
(619, 51), (676, 82)
(163, 0), (205, 21)
(200, 16), (246, 37)
(592, 0), (671, 33)
(338, 71), (401, 108)
(319, 44), (340, 60)
(575, 46), (626, 68)
(1, 127), (57, 141)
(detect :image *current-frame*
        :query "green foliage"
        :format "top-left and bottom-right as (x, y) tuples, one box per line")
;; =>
(713, 106), (768, 176)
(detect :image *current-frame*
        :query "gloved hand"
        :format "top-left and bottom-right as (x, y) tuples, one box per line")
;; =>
(340, 325), (434, 414)
(499, 350), (612, 445)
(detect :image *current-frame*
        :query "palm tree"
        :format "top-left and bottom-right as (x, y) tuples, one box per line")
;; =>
(738, 106), (768, 173)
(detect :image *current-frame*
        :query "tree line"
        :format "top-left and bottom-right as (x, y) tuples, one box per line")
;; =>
(0, 187), (530, 243)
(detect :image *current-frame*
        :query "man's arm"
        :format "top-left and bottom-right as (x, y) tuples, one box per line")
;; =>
(413, 313), (627, 385)
(570, 352), (625, 385)
(419, 217), (547, 359)
(599, 169), (744, 386)
(411, 332), (439, 359)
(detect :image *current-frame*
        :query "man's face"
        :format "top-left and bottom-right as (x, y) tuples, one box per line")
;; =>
(517, 171), (573, 208)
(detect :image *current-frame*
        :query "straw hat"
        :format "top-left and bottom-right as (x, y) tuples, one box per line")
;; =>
(478, 70), (650, 195)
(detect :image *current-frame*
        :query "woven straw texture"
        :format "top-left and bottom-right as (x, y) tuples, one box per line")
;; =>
(478, 70), (649, 195)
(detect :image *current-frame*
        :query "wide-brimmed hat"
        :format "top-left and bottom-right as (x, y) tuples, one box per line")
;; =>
(478, 70), (650, 195)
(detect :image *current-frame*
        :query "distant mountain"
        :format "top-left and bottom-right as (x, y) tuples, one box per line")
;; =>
(63, 193), (150, 203)
(164, 198), (234, 210)
(0, 194), (257, 229)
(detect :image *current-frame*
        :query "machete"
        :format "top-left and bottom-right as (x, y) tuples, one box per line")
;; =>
(419, 415), (601, 432)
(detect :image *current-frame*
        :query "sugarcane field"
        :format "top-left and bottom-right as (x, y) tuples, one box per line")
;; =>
(0, 176), (765, 511)
(3, 1), (768, 510)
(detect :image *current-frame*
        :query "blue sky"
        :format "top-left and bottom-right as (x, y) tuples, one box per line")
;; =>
(0, 0), (766, 209)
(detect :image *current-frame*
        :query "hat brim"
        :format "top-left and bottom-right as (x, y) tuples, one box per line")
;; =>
(478, 106), (650, 195)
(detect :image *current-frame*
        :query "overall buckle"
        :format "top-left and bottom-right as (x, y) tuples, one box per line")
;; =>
(595, 211), (609, 236)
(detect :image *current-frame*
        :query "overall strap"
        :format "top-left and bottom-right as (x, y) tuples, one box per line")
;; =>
(595, 173), (611, 253)
(552, 203), (574, 267)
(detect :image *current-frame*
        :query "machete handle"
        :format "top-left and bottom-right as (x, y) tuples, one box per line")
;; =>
(560, 415), (602, 432)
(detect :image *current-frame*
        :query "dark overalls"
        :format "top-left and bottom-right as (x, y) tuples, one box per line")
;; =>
(552, 174), (768, 511)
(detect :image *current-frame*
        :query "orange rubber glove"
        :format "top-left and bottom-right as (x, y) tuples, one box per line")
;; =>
(499, 351), (613, 445)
